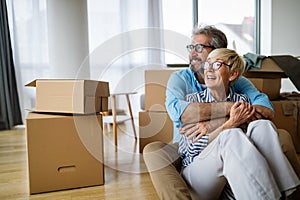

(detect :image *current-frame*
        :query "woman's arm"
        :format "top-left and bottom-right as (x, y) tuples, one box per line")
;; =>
(208, 102), (255, 143)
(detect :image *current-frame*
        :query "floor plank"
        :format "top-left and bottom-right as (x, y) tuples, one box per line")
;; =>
(0, 121), (159, 200)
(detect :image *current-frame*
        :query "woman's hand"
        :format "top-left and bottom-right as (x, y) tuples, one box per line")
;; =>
(226, 102), (255, 128)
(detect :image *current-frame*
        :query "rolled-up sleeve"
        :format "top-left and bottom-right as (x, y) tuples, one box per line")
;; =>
(165, 72), (190, 126)
(232, 76), (274, 110)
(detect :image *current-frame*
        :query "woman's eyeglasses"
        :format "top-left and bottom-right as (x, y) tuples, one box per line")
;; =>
(203, 61), (232, 71)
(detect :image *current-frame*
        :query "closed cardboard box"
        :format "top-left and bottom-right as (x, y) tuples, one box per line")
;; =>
(271, 100), (300, 152)
(145, 69), (179, 112)
(139, 111), (173, 153)
(26, 79), (110, 114)
(248, 78), (281, 100)
(26, 112), (104, 194)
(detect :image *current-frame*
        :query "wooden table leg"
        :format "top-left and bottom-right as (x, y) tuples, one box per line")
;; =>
(125, 94), (137, 139)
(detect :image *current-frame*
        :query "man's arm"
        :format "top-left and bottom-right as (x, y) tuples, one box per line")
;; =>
(180, 102), (233, 124)
(167, 73), (273, 125)
(165, 71), (194, 125)
(232, 76), (274, 119)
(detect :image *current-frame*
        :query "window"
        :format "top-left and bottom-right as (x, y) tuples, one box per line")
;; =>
(197, 0), (256, 55)
(162, 0), (193, 64)
(162, 0), (257, 64)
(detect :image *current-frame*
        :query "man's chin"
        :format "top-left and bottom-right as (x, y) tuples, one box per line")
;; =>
(190, 65), (202, 73)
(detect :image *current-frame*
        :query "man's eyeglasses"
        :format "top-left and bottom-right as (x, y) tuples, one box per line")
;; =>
(203, 61), (232, 71)
(186, 44), (215, 53)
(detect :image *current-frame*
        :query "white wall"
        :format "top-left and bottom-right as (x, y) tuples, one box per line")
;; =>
(261, 0), (300, 93)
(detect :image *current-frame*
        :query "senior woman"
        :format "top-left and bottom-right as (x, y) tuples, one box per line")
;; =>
(178, 48), (299, 200)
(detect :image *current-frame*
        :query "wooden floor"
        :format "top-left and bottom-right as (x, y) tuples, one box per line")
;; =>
(0, 121), (159, 200)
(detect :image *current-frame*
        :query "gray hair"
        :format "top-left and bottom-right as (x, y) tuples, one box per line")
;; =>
(192, 25), (228, 49)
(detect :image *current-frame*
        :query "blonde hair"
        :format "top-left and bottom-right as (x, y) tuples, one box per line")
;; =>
(207, 48), (244, 84)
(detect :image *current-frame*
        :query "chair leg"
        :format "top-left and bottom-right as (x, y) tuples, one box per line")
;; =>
(111, 95), (117, 150)
(125, 94), (137, 139)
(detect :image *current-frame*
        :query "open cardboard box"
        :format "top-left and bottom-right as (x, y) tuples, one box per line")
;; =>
(243, 57), (289, 100)
(26, 112), (104, 194)
(243, 57), (287, 79)
(26, 79), (109, 114)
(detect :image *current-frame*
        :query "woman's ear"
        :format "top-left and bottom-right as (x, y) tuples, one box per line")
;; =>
(229, 70), (239, 82)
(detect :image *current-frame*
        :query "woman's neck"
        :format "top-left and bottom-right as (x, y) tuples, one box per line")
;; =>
(209, 87), (229, 102)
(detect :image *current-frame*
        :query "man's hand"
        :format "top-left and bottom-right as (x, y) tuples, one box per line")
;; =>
(252, 105), (274, 120)
(179, 118), (227, 143)
(179, 122), (209, 142)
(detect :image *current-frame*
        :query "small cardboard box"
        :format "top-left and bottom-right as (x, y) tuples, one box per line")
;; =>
(271, 100), (300, 152)
(145, 69), (179, 112)
(243, 57), (287, 79)
(248, 78), (281, 100)
(26, 79), (110, 114)
(139, 111), (173, 153)
(26, 112), (104, 194)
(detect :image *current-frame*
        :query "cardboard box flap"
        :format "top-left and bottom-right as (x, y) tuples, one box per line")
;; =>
(243, 57), (287, 78)
(25, 80), (37, 87)
(270, 55), (300, 91)
(25, 79), (110, 97)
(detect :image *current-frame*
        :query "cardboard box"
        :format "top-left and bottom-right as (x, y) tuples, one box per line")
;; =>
(243, 57), (287, 79)
(248, 78), (281, 100)
(145, 69), (179, 112)
(139, 111), (173, 153)
(271, 100), (300, 152)
(26, 112), (104, 194)
(26, 79), (110, 114)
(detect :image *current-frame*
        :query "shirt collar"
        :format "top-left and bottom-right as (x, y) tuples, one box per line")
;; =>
(206, 87), (234, 102)
(187, 68), (205, 91)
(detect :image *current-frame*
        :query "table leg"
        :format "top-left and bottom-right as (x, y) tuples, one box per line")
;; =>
(125, 94), (137, 139)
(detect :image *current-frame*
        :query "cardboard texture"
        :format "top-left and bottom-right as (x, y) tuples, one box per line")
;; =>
(248, 78), (281, 100)
(139, 111), (173, 153)
(272, 100), (300, 152)
(243, 57), (287, 78)
(26, 79), (109, 114)
(26, 112), (104, 194)
(145, 69), (179, 112)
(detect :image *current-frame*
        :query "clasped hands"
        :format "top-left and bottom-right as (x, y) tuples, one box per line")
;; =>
(179, 102), (269, 143)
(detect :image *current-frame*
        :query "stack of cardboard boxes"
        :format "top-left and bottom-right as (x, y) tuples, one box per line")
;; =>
(139, 57), (300, 153)
(139, 69), (177, 153)
(244, 58), (300, 152)
(26, 79), (109, 194)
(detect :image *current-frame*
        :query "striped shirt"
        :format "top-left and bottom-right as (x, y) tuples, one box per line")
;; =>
(179, 87), (250, 167)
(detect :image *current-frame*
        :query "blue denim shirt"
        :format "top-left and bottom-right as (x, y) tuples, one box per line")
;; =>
(165, 68), (274, 143)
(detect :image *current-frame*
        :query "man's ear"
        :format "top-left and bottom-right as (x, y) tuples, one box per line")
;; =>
(229, 70), (239, 82)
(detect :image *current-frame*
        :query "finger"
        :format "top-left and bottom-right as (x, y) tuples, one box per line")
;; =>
(254, 112), (263, 119)
(187, 129), (200, 140)
(187, 126), (205, 140)
(247, 107), (256, 118)
(178, 128), (185, 134)
(181, 123), (196, 131)
(232, 101), (241, 109)
(192, 132), (207, 143)
(185, 126), (199, 138)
